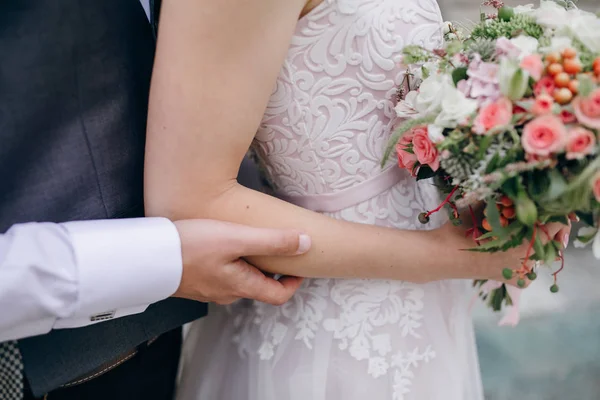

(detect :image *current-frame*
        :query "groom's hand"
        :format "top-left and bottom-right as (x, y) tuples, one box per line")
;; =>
(171, 220), (310, 306)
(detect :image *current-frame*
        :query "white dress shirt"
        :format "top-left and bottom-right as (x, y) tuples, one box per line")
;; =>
(0, 218), (183, 342)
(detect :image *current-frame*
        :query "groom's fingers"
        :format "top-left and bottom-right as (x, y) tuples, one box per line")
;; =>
(230, 226), (311, 258)
(233, 260), (303, 305)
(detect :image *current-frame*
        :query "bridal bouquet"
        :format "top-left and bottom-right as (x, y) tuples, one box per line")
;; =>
(383, 0), (600, 321)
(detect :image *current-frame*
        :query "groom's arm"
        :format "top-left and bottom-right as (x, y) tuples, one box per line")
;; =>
(0, 218), (310, 342)
(0, 218), (182, 342)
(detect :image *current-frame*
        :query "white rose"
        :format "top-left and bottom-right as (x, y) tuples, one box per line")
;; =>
(509, 36), (539, 59)
(542, 36), (573, 53)
(394, 91), (420, 119)
(434, 84), (478, 128)
(427, 124), (445, 143)
(414, 73), (449, 115)
(442, 21), (453, 35)
(568, 14), (600, 53)
(412, 61), (439, 81)
(532, 1), (570, 29)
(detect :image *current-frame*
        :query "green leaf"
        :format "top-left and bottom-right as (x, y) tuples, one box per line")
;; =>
(532, 234), (546, 262)
(485, 200), (506, 238)
(490, 285), (507, 312)
(578, 73), (595, 97)
(546, 215), (569, 225)
(501, 177), (520, 199)
(452, 67), (469, 86)
(543, 169), (568, 202)
(477, 134), (496, 159)
(544, 242), (559, 265)
(417, 166), (436, 180)
(528, 171), (550, 200)
(515, 191), (538, 227)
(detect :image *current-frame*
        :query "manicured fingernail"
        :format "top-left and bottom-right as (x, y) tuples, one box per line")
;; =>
(563, 234), (569, 248)
(296, 234), (311, 255)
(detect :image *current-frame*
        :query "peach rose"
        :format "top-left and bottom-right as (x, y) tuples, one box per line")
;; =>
(566, 127), (596, 159)
(412, 127), (440, 171)
(396, 131), (418, 175)
(593, 171), (600, 203)
(573, 88), (600, 129)
(521, 115), (567, 156)
(520, 54), (544, 81)
(473, 97), (513, 135)
(532, 93), (554, 115)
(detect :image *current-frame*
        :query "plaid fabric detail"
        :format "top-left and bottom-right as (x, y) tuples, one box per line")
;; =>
(0, 341), (23, 400)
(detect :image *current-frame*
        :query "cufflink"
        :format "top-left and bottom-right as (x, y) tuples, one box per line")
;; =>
(90, 310), (116, 322)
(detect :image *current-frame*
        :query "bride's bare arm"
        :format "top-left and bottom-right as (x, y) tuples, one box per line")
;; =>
(145, 0), (500, 282)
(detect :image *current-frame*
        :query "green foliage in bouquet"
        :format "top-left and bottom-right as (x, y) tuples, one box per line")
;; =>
(471, 13), (544, 40)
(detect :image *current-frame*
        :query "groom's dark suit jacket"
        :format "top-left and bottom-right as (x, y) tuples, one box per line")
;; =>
(0, 0), (206, 395)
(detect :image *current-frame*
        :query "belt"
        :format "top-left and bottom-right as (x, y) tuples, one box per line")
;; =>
(40, 335), (160, 399)
(278, 167), (406, 213)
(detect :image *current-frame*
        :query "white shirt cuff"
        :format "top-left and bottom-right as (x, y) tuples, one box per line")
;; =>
(56, 217), (182, 325)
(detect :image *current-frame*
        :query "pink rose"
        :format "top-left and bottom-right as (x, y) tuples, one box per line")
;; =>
(520, 54), (544, 81)
(559, 109), (577, 124)
(495, 37), (522, 59)
(566, 127), (596, 160)
(593, 171), (600, 203)
(473, 97), (513, 135)
(521, 115), (567, 156)
(411, 127), (440, 171)
(396, 131), (418, 175)
(533, 76), (555, 97)
(532, 93), (554, 115)
(573, 88), (600, 129)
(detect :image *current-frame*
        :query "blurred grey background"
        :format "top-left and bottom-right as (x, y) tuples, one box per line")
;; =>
(437, 1), (600, 399)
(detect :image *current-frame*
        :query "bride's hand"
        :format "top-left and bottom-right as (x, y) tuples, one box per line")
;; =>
(436, 219), (571, 284)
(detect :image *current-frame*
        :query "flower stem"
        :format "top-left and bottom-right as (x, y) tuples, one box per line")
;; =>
(424, 186), (459, 219)
(552, 251), (565, 284)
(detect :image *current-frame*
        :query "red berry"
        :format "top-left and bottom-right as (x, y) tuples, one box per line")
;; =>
(499, 195), (513, 207)
(563, 58), (582, 75)
(547, 63), (563, 76)
(568, 79), (579, 94)
(561, 48), (577, 60)
(554, 88), (573, 105)
(546, 52), (561, 64)
(554, 72), (570, 88)
(482, 219), (492, 232)
(502, 206), (516, 219)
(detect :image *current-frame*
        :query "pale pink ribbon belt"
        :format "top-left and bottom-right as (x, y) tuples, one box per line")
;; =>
(278, 167), (405, 213)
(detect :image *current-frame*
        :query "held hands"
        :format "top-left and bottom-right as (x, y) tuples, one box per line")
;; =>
(172, 220), (311, 306)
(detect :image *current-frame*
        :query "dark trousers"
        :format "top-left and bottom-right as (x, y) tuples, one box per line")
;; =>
(23, 328), (182, 400)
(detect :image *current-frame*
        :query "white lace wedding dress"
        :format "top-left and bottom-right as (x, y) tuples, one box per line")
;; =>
(177, 1), (484, 399)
